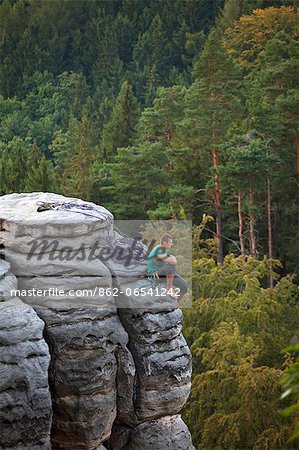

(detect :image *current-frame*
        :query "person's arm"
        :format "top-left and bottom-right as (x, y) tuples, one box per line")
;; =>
(156, 251), (177, 265)
(164, 255), (177, 264)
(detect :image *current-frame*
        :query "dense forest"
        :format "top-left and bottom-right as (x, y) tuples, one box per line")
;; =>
(0, 0), (298, 448)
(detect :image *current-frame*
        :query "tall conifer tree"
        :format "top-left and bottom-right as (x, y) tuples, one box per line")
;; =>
(186, 29), (243, 262)
(100, 81), (139, 159)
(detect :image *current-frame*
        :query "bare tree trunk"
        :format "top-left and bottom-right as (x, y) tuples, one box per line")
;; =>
(266, 177), (273, 288)
(238, 191), (246, 259)
(249, 183), (257, 259)
(213, 148), (223, 263)
(211, 91), (223, 264)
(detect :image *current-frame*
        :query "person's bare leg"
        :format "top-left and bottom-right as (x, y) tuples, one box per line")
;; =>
(166, 274), (178, 300)
(166, 273), (174, 290)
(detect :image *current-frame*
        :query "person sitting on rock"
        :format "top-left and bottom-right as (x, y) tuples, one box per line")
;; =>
(147, 234), (188, 302)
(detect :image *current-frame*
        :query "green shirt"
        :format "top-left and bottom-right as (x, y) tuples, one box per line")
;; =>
(147, 245), (169, 273)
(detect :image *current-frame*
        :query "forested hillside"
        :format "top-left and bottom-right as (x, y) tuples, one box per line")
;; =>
(0, 1), (299, 448)
(0, 0), (298, 272)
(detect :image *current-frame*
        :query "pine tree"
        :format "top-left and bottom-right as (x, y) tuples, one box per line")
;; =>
(101, 142), (167, 219)
(137, 85), (186, 145)
(248, 30), (299, 271)
(14, 27), (43, 87)
(65, 113), (95, 200)
(51, 112), (95, 200)
(25, 141), (56, 192)
(0, 0), (27, 97)
(185, 29), (243, 262)
(0, 147), (13, 194)
(56, 72), (90, 125)
(220, 136), (280, 262)
(100, 81), (139, 159)
(0, 137), (30, 193)
(86, 7), (124, 99)
(144, 64), (161, 106)
(216, 0), (241, 34)
(135, 85), (195, 218)
(132, 13), (170, 102)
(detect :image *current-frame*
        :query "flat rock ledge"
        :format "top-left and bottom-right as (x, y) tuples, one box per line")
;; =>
(0, 192), (195, 450)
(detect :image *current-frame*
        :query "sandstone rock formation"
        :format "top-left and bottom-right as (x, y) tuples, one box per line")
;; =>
(0, 192), (195, 450)
(0, 261), (52, 449)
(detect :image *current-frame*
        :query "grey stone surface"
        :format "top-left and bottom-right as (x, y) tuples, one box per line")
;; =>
(114, 280), (177, 310)
(3, 245), (112, 277)
(0, 192), (113, 238)
(0, 260), (17, 301)
(103, 230), (147, 281)
(17, 275), (113, 309)
(51, 392), (115, 449)
(0, 271), (17, 301)
(0, 192), (146, 282)
(118, 307), (192, 421)
(0, 231), (111, 252)
(0, 193), (145, 307)
(114, 346), (138, 427)
(0, 298), (52, 449)
(0, 192), (195, 449)
(34, 305), (128, 449)
(124, 415), (195, 450)
(109, 425), (132, 449)
(0, 192), (115, 310)
(0, 260), (10, 277)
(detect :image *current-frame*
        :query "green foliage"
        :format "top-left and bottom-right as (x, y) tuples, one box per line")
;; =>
(216, 0), (242, 34)
(0, 137), (56, 194)
(101, 142), (167, 219)
(246, 27), (299, 271)
(191, 29), (244, 144)
(51, 112), (96, 200)
(219, 136), (281, 252)
(25, 141), (56, 192)
(0, 138), (33, 193)
(183, 249), (299, 449)
(100, 81), (139, 159)
(281, 343), (299, 440)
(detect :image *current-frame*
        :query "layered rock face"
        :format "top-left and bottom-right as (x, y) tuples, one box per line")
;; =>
(0, 192), (195, 450)
(0, 261), (52, 449)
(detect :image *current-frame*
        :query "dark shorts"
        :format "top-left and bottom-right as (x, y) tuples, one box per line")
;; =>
(149, 263), (188, 295)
